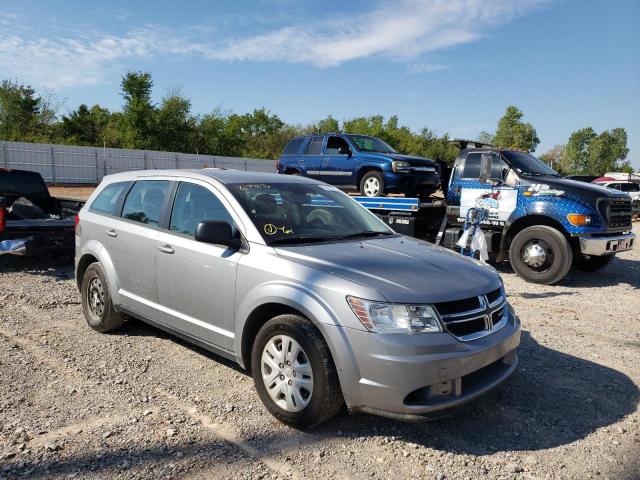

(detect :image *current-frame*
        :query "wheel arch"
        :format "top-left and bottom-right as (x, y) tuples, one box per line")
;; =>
(502, 214), (577, 253)
(356, 166), (384, 189)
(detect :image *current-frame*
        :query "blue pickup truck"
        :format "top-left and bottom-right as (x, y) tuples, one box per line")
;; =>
(277, 133), (440, 198)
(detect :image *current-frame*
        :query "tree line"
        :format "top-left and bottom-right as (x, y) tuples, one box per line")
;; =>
(0, 72), (632, 174)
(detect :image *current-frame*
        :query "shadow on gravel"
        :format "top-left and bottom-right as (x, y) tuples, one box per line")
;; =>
(0, 256), (74, 279)
(310, 330), (639, 456)
(495, 256), (640, 289)
(0, 438), (245, 479)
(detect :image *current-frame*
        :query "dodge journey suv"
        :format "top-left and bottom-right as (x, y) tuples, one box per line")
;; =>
(76, 169), (520, 428)
(278, 133), (440, 198)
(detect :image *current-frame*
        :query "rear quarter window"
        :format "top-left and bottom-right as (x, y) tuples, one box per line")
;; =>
(283, 138), (304, 155)
(0, 170), (48, 195)
(89, 182), (129, 215)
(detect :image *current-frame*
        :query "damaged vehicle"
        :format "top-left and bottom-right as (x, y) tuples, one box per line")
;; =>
(76, 169), (520, 428)
(0, 169), (83, 257)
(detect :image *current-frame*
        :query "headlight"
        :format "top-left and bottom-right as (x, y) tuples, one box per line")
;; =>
(347, 296), (442, 334)
(392, 160), (411, 173)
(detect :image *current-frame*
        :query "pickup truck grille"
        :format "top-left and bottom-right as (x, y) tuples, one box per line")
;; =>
(599, 198), (633, 230)
(433, 288), (507, 341)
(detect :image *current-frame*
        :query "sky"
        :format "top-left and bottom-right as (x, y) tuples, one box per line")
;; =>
(1, 0), (639, 169)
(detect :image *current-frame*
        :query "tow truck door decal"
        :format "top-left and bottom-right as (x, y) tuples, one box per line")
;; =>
(459, 187), (518, 226)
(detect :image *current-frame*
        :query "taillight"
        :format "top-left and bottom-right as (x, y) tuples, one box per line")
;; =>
(0, 207), (5, 234)
(74, 214), (80, 231)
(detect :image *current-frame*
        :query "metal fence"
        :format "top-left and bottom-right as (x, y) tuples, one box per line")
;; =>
(0, 140), (277, 184)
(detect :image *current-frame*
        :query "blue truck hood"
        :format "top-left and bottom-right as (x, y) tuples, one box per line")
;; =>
(275, 235), (501, 304)
(385, 153), (436, 166)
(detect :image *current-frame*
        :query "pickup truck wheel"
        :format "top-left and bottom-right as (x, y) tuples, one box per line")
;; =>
(360, 171), (384, 197)
(509, 226), (572, 285)
(81, 263), (124, 333)
(573, 253), (615, 271)
(251, 314), (344, 429)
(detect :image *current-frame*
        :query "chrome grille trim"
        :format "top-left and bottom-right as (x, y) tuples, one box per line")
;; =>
(435, 290), (508, 342)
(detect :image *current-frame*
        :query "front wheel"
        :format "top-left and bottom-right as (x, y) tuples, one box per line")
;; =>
(251, 314), (343, 429)
(359, 171), (385, 197)
(573, 253), (614, 271)
(508, 226), (573, 285)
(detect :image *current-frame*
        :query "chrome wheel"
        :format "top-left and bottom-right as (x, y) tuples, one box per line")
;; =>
(522, 239), (553, 271)
(363, 177), (381, 196)
(87, 276), (105, 318)
(261, 335), (313, 412)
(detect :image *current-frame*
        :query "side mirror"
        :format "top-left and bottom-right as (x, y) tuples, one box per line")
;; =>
(338, 146), (352, 157)
(479, 153), (493, 181)
(195, 220), (241, 249)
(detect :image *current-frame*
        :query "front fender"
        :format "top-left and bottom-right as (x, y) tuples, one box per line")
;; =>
(235, 281), (360, 393)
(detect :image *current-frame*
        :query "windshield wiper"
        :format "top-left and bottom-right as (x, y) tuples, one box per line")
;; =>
(270, 236), (339, 245)
(339, 230), (395, 239)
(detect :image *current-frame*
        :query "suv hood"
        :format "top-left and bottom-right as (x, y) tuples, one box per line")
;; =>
(275, 235), (500, 304)
(385, 153), (436, 167)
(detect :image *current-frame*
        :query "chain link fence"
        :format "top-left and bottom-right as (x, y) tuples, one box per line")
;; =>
(0, 140), (277, 184)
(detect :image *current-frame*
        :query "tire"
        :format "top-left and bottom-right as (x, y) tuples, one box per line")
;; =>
(251, 314), (344, 429)
(508, 225), (572, 285)
(573, 253), (614, 271)
(80, 263), (124, 333)
(359, 171), (385, 197)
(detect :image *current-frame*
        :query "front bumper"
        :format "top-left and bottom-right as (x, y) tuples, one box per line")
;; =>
(579, 232), (635, 256)
(322, 305), (521, 420)
(383, 172), (439, 192)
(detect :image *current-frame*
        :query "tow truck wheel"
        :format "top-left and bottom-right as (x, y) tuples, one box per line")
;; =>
(81, 263), (124, 333)
(359, 171), (384, 197)
(573, 253), (615, 271)
(509, 226), (572, 285)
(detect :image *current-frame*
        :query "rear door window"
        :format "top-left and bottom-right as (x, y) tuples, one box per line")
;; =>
(90, 182), (128, 215)
(0, 170), (48, 195)
(121, 180), (171, 226)
(169, 182), (237, 237)
(621, 183), (639, 192)
(304, 136), (324, 155)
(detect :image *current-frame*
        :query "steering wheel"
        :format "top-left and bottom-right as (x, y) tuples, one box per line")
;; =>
(306, 209), (333, 227)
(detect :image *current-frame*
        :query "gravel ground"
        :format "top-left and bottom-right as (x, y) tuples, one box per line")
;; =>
(1, 225), (639, 480)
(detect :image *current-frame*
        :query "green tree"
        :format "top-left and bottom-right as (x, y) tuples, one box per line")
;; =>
(493, 105), (540, 152)
(0, 80), (42, 140)
(539, 144), (568, 174)
(476, 130), (494, 145)
(564, 127), (596, 173)
(119, 71), (156, 149)
(316, 115), (339, 133)
(586, 128), (629, 175)
(155, 88), (197, 153)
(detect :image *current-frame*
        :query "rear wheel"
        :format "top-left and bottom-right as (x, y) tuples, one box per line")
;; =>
(508, 226), (572, 284)
(359, 171), (384, 197)
(573, 253), (614, 271)
(81, 263), (124, 332)
(251, 314), (343, 429)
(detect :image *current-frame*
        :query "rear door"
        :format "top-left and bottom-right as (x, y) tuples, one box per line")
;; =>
(110, 179), (172, 319)
(321, 135), (354, 185)
(302, 135), (325, 180)
(154, 180), (241, 351)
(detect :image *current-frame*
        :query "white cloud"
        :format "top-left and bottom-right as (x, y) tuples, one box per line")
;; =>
(0, 0), (550, 88)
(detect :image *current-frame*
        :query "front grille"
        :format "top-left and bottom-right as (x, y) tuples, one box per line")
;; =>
(433, 296), (481, 316)
(434, 289), (507, 341)
(600, 198), (633, 230)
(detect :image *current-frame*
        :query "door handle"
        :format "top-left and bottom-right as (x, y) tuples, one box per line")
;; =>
(105, 229), (117, 238)
(158, 244), (175, 254)
(298, 159), (304, 163)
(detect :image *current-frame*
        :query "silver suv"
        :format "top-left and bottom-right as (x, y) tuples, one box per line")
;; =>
(75, 169), (521, 428)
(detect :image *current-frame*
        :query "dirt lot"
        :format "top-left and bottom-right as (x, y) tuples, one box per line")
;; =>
(1, 226), (639, 480)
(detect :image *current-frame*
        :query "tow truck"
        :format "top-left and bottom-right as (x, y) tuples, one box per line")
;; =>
(350, 140), (635, 284)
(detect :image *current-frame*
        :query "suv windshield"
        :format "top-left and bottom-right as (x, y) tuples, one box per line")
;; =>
(502, 151), (560, 177)
(349, 135), (396, 154)
(226, 182), (395, 245)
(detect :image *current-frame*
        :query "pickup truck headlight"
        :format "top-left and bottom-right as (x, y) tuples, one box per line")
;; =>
(347, 296), (442, 334)
(391, 160), (411, 173)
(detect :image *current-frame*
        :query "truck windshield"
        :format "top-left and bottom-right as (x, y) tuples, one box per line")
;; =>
(349, 135), (396, 154)
(226, 182), (395, 245)
(502, 151), (560, 177)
